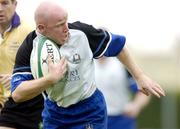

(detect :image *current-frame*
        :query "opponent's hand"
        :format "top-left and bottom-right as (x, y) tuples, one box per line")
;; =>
(0, 74), (11, 91)
(47, 56), (67, 84)
(137, 74), (165, 98)
(123, 102), (140, 118)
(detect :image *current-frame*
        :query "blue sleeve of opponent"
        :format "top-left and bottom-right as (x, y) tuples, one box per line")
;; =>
(104, 34), (126, 57)
(11, 73), (33, 92)
(126, 70), (139, 93)
(129, 77), (139, 93)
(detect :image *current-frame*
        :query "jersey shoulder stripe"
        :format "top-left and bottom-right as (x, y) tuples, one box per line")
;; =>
(68, 21), (111, 58)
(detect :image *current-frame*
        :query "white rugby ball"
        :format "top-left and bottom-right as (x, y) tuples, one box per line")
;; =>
(30, 37), (61, 79)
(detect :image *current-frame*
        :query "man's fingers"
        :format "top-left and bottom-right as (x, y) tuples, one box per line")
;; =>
(4, 83), (11, 91)
(141, 85), (165, 98)
(140, 87), (162, 98)
(0, 75), (3, 78)
(62, 59), (67, 69)
(59, 57), (66, 63)
(59, 57), (67, 74)
(157, 85), (165, 96)
(47, 55), (53, 65)
(0, 75), (11, 89)
(150, 89), (161, 98)
(140, 88), (150, 96)
(1, 78), (10, 87)
(152, 85), (165, 97)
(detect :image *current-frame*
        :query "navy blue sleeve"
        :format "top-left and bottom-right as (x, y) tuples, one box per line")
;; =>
(68, 21), (126, 58)
(104, 34), (126, 57)
(126, 70), (139, 93)
(11, 73), (33, 92)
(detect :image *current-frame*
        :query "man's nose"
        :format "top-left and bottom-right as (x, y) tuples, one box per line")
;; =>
(63, 23), (69, 33)
(0, 4), (4, 11)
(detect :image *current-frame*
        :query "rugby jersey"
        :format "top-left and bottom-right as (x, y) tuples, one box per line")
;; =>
(11, 21), (126, 107)
(94, 57), (138, 115)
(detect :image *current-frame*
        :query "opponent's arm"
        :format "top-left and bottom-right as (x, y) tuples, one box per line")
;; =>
(123, 92), (151, 117)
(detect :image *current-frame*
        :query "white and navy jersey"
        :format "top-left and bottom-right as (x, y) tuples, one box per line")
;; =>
(11, 21), (126, 107)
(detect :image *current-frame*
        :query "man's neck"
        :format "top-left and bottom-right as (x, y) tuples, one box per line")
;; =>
(0, 21), (11, 34)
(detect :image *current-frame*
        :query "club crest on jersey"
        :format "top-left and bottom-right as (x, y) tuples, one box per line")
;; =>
(8, 42), (19, 52)
(72, 53), (81, 64)
(67, 69), (80, 81)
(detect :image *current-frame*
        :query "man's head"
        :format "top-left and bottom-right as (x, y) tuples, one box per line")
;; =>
(35, 1), (69, 45)
(0, 0), (17, 25)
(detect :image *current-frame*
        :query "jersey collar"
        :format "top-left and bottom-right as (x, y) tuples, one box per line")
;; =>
(11, 12), (21, 29)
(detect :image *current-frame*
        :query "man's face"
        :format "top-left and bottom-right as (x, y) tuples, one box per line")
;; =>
(44, 12), (69, 45)
(0, 0), (16, 24)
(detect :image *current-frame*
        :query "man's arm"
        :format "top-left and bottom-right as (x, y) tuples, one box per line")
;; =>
(12, 57), (67, 102)
(117, 45), (165, 98)
(12, 75), (54, 102)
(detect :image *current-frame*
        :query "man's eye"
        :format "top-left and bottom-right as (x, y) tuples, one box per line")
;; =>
(1, 1), (10, 5)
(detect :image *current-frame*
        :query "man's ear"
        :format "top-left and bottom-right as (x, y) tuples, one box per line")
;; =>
(12, 0), (17, 8)
(14, 0), (17, 6)
(37, 24), (45, 33)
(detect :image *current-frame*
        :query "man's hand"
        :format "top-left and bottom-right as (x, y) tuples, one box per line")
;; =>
(123, 92), (151, 118)
(0, 74), (11, 91)
(137, 74), (165, 98)
(47, 56), (67, 84)
(123, 102), (140, 118)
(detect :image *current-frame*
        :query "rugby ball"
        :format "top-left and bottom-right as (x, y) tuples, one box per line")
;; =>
(30, 37), (61, 79)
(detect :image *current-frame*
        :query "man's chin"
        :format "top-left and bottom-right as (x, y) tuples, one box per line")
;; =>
(0, 20), (6, 24)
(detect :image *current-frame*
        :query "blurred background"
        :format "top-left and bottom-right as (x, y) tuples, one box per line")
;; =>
(16, 0), (180, 129)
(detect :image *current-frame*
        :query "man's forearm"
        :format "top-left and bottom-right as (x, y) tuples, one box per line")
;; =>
(12, 75), (53, 102)
(117, 46), (144, 80)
